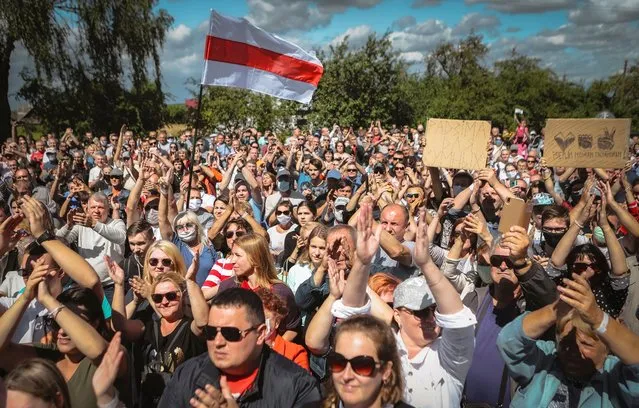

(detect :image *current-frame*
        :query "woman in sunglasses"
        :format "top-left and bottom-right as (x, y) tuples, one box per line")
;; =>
(324, 315), (411, 408)
(112, 268), (207, 407)
(217, 233), (301, 341)
(202, 219), (252, 300)
(550, 192), (630, 317)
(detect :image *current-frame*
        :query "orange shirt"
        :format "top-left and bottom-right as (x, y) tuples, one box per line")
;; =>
(226, 368), (259, 396)
(272, 335), (310, 372)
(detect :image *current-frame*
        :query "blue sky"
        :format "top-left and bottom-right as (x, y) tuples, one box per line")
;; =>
(9, 0), (639, 108)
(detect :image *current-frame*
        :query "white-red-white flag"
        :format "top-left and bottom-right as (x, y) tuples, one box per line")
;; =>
(201, 11), (324, 104)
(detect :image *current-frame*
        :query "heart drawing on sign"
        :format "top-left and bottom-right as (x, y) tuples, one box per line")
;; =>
(554, 132), (575, 152)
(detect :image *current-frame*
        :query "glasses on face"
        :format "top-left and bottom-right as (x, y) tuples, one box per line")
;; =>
(405, 193), (419, 199)
(196, 143), (204, 147)
(395, 166), (405, 170)
(347, 168), (357, 172)
(225, 230), (245, 239)
(204, 325), (257, 342)
(149, 258), (173, 267)
(404, 305), (436, 320)
(109, 175), (122, 180)
(489, 255), (514, 269)
(527, 159), (536, 163)
(374, 169), (385, 175)
(151, 291), (180, 303)
(327, 352), (384, 377)
(149, 142), (157, 146)
(276, 210), (291, 216)
(572, 262), (599, 274)
(176, 223), (195, 231)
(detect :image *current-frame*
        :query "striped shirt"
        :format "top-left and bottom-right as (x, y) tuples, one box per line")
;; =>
(203, 258), (234, 288)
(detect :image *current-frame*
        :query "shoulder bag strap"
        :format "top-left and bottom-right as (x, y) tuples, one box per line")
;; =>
(496, 364), (509, 408)
(164, 319), (190, 353)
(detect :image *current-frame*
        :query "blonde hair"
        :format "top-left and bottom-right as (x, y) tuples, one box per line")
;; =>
(151, 272), (186, 294)
(172, 210), (210, 247)
(234, 233), (281, 288)
(556, 309), (598, 341)
(143, 240), (187, 284)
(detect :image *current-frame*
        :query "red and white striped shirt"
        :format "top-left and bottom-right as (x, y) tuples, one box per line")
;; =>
(202, 258), (234, 288)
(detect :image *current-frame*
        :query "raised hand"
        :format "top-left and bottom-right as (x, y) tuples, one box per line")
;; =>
(129, 276), (151, 300)
(73, 211), (95, 228)
(327, 258), (346, 299)
(437, 197), (455, 218)
(501, 225), (531, 262)
(25, 258), (49, 301)
(413, 209), (431, 269)
(20, 196), (50, 239)
(0, 213), (24, 256)
(356, 203), (382, 265)
(576, 194), (597, 226)
(557, 273), (603, 328)
(104, 256), (125, 286)
(185, 250), (201, 282)
(92, 332), (124, 402)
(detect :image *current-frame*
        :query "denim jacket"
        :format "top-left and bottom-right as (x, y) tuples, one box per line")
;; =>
(497, 313), (639, 407)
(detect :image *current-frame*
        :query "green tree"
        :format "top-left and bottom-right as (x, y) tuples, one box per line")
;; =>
(309, 34), (412, 127)
(1, 0), (173, 138)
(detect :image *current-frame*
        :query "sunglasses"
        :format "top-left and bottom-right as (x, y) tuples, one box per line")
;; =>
(204, 325), (257, 342)
(347, 168), (357, 172)
(489, 255), (514, 269)
(374, 169), (385, 175)
(403, 305), (436, 320)
(527, 160), (536, 163)
(572, 262), (599, 274)
(176, 222), (195, 231)
(151, 291), (180, 303)
(327, 352), (384, 377)
(149, 258), (173, 267)
(405, 193), (419, 199)
(276, 210), (291, 216)
(225, 230), (246, 239)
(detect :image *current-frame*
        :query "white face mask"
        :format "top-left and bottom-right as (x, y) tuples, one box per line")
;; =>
(507, 170), (518, 179)
(177, 228), (197, 243)
(188, 198), (202, 211)
(145, 209), (159, 226)
(277, 214), (292, 225)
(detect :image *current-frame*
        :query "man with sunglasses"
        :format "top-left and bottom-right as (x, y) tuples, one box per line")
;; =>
(159, 288), (321, 408)
(462, 227), (557, 407)
(102, 167), (130, 221)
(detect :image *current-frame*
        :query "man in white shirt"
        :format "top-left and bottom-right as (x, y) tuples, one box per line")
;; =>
(56, 192), (126, 302)
(88, 153), (109, 189)
(393, 226), (477, 407)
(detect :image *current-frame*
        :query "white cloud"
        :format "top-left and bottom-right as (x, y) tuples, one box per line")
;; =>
(329, 25), (375, 48)
(167, 24), (192, 43)
(399, 51), (425, 64)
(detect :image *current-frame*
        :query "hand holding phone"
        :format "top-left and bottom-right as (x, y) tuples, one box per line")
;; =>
(499, 197), (532, 234)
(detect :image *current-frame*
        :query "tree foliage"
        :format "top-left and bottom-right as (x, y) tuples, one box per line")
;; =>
(1, 0), (173, 137)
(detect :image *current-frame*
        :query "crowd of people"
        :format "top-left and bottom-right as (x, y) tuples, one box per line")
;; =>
(0, 115), (638, 408)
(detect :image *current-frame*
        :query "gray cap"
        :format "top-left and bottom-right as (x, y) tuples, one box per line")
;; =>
(393, 276), (435, 310)
(110, 167), (124, 177)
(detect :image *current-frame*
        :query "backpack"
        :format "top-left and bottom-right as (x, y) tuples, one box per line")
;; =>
(140, 319), (190, 407)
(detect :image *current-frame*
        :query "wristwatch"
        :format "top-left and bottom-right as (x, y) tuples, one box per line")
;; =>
(36, 231), (57, 246)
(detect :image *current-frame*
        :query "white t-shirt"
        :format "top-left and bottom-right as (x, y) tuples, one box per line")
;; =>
(88, 166), (103, 183)
(0, 271), (25, 298)
(286, 263), (313, 295)
(0, 297), (48, 344)
(267, 224), (297, 256)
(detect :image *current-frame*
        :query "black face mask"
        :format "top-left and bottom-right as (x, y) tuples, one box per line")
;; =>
(542, 231), (564, 248)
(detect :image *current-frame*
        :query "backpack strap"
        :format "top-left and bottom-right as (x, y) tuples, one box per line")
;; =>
(496, 364), (509, 408)
(153, 318), (190, 356)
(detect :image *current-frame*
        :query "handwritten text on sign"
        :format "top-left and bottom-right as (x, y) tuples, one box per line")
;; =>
(423, 119), (491, 170)
(545, 118), (631, 168)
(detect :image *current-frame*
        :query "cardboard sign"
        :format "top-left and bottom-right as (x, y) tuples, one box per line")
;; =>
(545, 118), (631, 168)
(422, 119), (491, 170)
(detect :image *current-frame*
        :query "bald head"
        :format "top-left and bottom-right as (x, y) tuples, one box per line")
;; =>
(380, 204), (409, 241)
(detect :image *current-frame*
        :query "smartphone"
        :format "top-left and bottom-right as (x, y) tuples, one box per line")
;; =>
(499, 197), (532, 234)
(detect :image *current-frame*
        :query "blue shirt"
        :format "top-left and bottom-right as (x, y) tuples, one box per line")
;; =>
(172, 236), (218, 286)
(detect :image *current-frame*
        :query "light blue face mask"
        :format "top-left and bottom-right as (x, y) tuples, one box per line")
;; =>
(477, 265), (493, 284)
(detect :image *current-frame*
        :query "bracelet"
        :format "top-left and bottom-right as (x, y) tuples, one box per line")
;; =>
(574, 220), (584, 229)
(49, 305), (66, 320)
(595, 312), (609, 335)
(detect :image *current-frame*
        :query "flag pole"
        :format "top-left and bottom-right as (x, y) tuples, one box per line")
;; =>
(185, 84), (204, 210)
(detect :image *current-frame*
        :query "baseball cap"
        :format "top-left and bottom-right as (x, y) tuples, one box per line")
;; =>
(327, 169), (342, 180)
(110, 167), (124, 177)
(276, 168), (291, 179)
(510, 144), (518, 152)
(532, 193), (554, 207)
(393, 276), (435, 311)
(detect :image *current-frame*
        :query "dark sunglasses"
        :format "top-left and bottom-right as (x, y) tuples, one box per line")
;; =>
(149, 258), (173, 267)
(405, 193), (420, 199)
(572, 262), (599, 274)
(151, 291), (180, 303)
(395, 166), (405, 170)
(225, 230), (246, 239)
(527, 160), (536, 163)
(204, 325), (257, 342)
(327, 352), (384, 377)
(347, 168), (357, 172)
(489, 255), (514, 269)
(374, 169), (385, 175)
(276, 210), (291, 216)
(404, 305), (436, 320)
